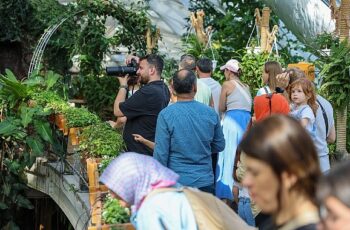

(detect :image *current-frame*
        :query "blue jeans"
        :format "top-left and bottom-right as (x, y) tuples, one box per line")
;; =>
(238, 197), (255, 227)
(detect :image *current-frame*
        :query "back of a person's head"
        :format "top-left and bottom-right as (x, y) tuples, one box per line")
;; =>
(140, 54), (164, 75)
(286, 67), (306, 85)
(172, 69), (197, 94)
(317, 160), (350, 208)
(240, 115), (321, 202)
(196, 58), (213, 73)
(179, 54), (196, 71)
(265, 61), (282, 91)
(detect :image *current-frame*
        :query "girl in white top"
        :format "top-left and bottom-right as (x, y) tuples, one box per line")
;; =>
(289, 78), (318, 138)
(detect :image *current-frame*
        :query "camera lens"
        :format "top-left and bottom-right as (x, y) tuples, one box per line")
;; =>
(106, 66), (137, 76)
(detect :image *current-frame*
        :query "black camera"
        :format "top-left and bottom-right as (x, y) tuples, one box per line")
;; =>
(106, 58), (138, 76)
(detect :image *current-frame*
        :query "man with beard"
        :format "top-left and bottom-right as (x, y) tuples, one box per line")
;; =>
(114, 54), (170, 156)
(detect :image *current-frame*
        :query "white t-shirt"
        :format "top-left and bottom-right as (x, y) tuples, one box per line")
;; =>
(290, 104), (316, 138)
(200, 77), (222, 115)
(194, 79), (212, 106)
(256, 85), (271, 96)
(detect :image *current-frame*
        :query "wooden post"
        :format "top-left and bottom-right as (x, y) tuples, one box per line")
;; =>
(146, 27), (160, 54)
(190, 10), (209, 46)
(331, 0), (350, 43)
(87, 158), (102, 225)
(255, 7), (278, 53)
(330, 0), (350, 155)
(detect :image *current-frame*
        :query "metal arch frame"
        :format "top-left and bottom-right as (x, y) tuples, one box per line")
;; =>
(28, 11), (84, 78)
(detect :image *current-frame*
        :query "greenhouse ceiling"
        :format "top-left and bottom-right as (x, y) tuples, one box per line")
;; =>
(57, 0), (336, 56)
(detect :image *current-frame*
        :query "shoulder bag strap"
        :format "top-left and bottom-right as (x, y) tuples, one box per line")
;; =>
(263, 86), (269, 95)
(317, 99), (329, 134)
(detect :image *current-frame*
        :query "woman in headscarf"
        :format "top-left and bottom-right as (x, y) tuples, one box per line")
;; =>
(99, 152), (197, 230)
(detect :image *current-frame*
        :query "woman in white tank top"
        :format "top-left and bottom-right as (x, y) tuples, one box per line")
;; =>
(216, 59), (253, 219)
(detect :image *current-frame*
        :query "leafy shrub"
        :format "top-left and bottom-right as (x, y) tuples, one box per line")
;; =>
(79, 122), (124, 157)
(63, 107), (99, 128)
(102, 195), (130, 225)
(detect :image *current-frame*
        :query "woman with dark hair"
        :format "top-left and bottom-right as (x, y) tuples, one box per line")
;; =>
(256, 61), (283, 96)
(240, 115), (322, 230)
(216, 59), (252, 204)
(216, 59), (253, 225)
(317, 160), (350, 230)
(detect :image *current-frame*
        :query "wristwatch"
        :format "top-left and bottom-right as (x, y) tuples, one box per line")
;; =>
(275, 87), (285, 93)
(119, 85), (128, 90)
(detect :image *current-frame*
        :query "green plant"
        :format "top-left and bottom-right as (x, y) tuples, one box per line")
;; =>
(102, 195), (130, 225)
(98, 156), (115, 175)
(308, 33), (350, 154)
(0, 158), (34, 228)
(236, 50), (284, 96)
(162, 57), (178, 81)
(0, 69), (64, 227)
(75, 75), (119, 120)
(31, 91), (68, 113)
(64, 107), (99, 128)
(79, 122), (124, 158)
(0, 0), (32, 42)
(317, 39), (350, 110)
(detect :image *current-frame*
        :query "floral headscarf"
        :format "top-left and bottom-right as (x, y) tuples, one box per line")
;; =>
(100, 152), (179, 212)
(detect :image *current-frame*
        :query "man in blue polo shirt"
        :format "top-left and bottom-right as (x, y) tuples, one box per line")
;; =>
(154, 69), (225, 194)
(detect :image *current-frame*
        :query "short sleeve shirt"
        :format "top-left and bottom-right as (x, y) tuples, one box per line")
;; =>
(120, 80), (170, 155)
(290, 104), (316, 138)
(194, 79), (212, 106)
(315, 95), (335, 156)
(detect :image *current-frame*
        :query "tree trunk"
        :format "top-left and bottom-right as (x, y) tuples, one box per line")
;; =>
(335, 106), (348, 154)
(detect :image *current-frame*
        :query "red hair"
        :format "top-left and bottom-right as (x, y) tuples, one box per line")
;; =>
(288, 78), (318, 116)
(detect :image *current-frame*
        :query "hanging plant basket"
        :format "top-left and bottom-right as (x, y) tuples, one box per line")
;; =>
(245, 46), (261, 54)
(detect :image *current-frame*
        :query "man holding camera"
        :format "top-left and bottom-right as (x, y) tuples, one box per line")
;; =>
(114, 54), (170, 156)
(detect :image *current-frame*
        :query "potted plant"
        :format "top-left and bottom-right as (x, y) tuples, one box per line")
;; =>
(63, 107), (99, 145)
(102, 195), (131, 228)
(79, 122), (124, 159)
(79, 122), (124, 190)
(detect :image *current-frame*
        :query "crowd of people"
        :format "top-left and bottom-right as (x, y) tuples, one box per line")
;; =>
(100, 53), (349, 230)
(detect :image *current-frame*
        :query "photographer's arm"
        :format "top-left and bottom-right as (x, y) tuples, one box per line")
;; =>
(114, 76), (129, 117)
